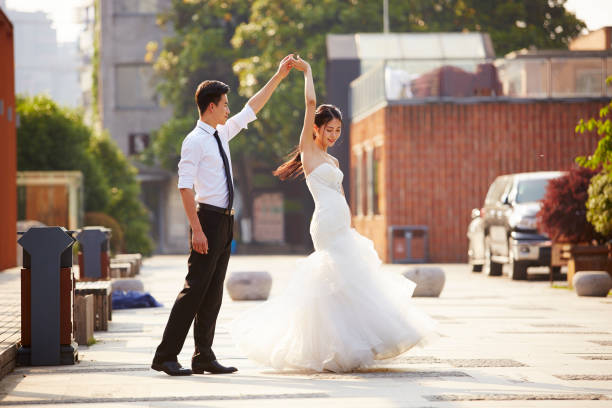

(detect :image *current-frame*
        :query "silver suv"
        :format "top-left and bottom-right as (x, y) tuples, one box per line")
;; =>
(467, 171), (564, 280)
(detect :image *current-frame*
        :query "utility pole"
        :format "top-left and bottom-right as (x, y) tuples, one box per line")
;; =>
(383, 0), (389, 33)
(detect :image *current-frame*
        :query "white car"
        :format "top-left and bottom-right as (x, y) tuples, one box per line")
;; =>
(467, 171), (564, 279)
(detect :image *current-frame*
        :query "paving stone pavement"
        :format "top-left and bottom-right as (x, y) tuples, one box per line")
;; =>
(0, 255), (611, 407)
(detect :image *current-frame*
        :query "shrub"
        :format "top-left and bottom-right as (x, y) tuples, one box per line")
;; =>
(586, 171), (612, 239)
(537, 166), (603, 244)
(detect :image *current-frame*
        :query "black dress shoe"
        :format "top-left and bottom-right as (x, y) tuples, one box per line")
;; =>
(151, 361), (192, 376)
(192, 360), (238, 374)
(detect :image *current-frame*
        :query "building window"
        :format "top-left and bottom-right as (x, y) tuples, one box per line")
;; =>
(7, 107), (12, 122)
(361, 151), (368, 215)
(354, 151), (363, 216)
(0, 99), (3, 116)
(129, 132), (150, 155)
(115, 65), (158, 109)
(373, 146), (382, 215)
(114, 0), (158, 14)
(366, 148), (373, 215)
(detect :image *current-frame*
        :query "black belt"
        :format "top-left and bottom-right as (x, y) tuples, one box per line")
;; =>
(197, 203), (235, 216)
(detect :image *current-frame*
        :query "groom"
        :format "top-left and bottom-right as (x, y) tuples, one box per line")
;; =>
(152, 55), (294, 376)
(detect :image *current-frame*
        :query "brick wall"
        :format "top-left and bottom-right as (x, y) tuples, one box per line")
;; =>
(351, 100), (605, 263)
(0, 9), (16, 270)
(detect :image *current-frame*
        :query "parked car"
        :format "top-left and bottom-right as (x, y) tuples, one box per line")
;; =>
(467, 171), (564, 280)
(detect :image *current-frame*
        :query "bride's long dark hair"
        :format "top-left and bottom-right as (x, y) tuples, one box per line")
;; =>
(273, 104), (343, 180)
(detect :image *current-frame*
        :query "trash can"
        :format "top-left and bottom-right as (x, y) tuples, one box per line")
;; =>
(77, 227), (112, 281)
(17, 226), (78, 366)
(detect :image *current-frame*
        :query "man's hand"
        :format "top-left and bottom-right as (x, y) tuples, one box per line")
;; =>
(248, 53), (294, 114)
(192, 229), (208, 254)
(276, 54), (294, 80)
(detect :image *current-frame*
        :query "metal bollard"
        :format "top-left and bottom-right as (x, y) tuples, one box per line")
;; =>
(17, 227), (78, 366)
(76, 227), (112, 281)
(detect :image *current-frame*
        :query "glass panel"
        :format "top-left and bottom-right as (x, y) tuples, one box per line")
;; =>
(385, 59), (500, 99)
(498, 59), (549, 98)
(116, 65), (157, 108)
(551, 58), (603, 97)
(114, 0), (158, 14)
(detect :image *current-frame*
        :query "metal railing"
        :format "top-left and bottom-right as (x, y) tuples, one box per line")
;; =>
(350, 56), (612, 119)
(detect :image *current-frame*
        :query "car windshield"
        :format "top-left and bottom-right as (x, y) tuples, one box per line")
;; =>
(515, 178), (551, 203)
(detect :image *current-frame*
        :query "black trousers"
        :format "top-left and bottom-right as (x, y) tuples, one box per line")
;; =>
(154, 207), (233, 364)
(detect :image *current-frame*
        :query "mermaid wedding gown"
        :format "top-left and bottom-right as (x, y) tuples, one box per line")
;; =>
(230, 162), (437, 372)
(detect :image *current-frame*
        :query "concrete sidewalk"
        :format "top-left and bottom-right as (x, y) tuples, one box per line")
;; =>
(0, 255), (610, 407)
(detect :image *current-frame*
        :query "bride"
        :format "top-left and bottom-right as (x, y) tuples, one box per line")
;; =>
(230, 56), (437, 373)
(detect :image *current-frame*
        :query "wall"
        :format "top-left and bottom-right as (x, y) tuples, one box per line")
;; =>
(351, 100), (605, 263)
(0, 8), (16, 270)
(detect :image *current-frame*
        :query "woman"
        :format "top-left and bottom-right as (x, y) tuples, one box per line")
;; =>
(230, 56), (437, 373)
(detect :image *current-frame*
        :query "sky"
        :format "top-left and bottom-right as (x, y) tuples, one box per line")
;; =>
(4, 0), (612, 44)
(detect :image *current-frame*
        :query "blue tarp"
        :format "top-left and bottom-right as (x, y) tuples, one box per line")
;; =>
(112, 291), (163, 309)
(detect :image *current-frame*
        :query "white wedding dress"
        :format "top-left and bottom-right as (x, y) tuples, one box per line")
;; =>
(230, 162), (437, 372)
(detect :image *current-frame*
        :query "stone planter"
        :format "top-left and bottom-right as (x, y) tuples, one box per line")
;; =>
(402, 267), (445, 297)
(226, 271), (272, 301)
(566, 244), (612, 288)
(573, 271), (612, 297)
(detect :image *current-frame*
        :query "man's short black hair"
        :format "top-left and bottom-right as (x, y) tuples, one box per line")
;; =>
(195, 80), (230, 114)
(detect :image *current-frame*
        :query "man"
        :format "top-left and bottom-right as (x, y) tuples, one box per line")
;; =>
(152, 55), (294, 376)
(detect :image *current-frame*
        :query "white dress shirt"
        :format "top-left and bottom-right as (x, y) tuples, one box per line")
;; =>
(177, 103), (257, 207)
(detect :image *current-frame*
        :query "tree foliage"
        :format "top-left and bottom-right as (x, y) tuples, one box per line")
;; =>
(575, 77), (612, 240)
(16, 95), (153, 255)
(586, 171), (612, 239)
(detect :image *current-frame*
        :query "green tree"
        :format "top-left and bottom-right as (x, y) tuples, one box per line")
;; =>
(16, 95), (109, 211)
(90, 134), (154, 254)
(395, 0), (586, 55)
(16, 95), (154, 255)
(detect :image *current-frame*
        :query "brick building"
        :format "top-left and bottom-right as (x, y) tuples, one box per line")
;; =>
(345, 33), (611, 263)
(350, 100), (604, 263)
(0, 6), (16, 270)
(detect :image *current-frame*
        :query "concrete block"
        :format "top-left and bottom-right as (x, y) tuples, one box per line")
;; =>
(226, 271), (272, 301)
(402, 267), (446, 297)
(573, 271), (612, 297)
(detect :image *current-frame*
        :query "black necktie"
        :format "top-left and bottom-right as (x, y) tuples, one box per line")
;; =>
(212, 130), (234, 210)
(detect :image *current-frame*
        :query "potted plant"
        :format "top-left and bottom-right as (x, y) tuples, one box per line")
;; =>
(537, 167), (608, 287)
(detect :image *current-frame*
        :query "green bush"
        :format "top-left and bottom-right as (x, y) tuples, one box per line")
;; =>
(16, 95), (153, 255)
(576, 76), (612, 241)
(586, 171), (612, 239)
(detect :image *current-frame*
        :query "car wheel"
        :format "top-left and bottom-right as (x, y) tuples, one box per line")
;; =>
(485, 238), (502, 277)
(472, 264), (483, 273)
(510, 258), (528, 280)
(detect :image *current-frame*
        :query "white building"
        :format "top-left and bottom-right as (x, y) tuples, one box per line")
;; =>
(6, 9), (80, 107)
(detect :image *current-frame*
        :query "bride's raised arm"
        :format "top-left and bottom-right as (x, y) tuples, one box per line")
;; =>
(292, 57), (316, 152)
